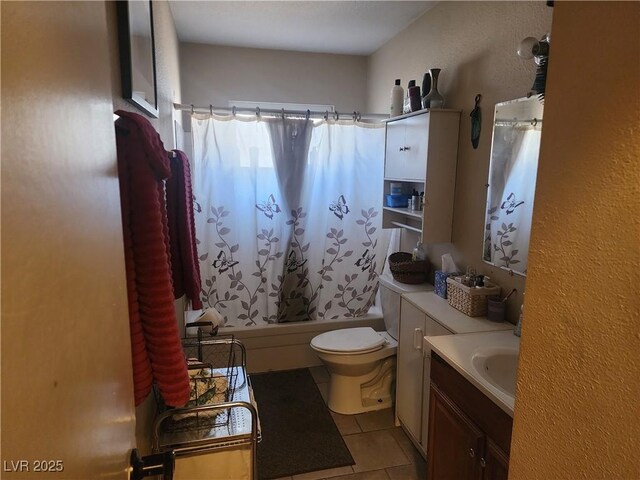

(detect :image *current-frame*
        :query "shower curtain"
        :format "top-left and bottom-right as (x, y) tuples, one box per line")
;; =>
(484, 126), (541, 273)
(191, 114), (388, 327)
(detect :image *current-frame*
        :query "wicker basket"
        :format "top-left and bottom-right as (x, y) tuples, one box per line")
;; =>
(388, 252), (429, 284)
(446, 277), (501, 317)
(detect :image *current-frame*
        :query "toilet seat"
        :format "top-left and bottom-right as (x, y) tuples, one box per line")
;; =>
(310, 327), (386, 355)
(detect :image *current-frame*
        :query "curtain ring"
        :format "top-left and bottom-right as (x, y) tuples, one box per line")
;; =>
(334, 111), (339, 121)
(532, 118), (538, 126)
(281, 108), (285, 120)
(232, 105), (237, 116)
(324, 110), (328, 121)
(256, 106), (261, 117)
(353, 111), (358, 122)
(357, 112), (362, 122)
(209, 104), (213, 116)
(306, 109), (310, 121)
(191, 104), (195, 114)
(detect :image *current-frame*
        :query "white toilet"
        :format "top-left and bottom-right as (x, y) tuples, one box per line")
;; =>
(310, 274), (432, 415)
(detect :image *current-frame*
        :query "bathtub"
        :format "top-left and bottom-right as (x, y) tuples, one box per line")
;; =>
(185, 306), (385, 373)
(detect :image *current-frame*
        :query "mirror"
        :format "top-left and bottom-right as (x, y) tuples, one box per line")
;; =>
(116, 1), (158, 118)
(483, 97), (543, 276)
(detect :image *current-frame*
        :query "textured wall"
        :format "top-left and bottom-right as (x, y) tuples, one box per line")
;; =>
(180, 43), (368, 114)
(367, 1), (552, 322)
(509, 2), (640, 478)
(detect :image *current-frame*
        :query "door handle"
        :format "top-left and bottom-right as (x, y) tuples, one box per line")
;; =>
(413, 328), (423, 350)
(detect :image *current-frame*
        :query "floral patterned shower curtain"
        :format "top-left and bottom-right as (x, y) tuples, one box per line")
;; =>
(191, 114), (388, 327)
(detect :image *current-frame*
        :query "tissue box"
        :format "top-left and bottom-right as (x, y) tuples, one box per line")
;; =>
(434, 270), (454, 298)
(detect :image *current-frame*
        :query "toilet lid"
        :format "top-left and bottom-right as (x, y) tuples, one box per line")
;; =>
(311, 327), (385, 354)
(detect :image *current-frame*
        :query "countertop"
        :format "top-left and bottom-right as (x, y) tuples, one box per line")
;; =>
(424, 330), (520, 416)
(402, 291), (514, 334)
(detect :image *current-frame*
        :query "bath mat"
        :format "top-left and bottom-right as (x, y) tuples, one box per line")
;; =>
(251, 368), (354, 479)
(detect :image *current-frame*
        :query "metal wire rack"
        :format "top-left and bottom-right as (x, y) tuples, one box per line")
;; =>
(152, 321), (260, 479)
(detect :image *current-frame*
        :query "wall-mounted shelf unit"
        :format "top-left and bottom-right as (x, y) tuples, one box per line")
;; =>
(382, 108), (461, 243)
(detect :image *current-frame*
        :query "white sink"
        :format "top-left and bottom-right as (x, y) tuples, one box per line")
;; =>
(471, 347), (519, 398)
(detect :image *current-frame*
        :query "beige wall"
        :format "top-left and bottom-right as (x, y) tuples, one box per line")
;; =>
(180, 43), (368, 114)
(509, 2), (640, 478)
(107, 0), (184, 453)
(1, 2), (135, 478)
(367, 1), (553, 322)
(109, 0), (182, 149)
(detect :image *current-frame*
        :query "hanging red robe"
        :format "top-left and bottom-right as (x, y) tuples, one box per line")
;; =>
(166, 150), (203, 310)
(115, 110), (190, 407)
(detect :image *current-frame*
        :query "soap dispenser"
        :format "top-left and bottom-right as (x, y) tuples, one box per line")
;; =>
(514, 296), (524, 337)
(412, 242), (426, 261)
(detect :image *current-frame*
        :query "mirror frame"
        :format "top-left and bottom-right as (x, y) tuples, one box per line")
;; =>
(482, 96), (544, 277)
(116, 0), (159, 118)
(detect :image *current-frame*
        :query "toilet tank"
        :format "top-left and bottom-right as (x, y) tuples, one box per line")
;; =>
(378, 273), (433, 341)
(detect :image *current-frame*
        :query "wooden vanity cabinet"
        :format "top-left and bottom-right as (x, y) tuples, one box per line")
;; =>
(427, 353), (513, 480)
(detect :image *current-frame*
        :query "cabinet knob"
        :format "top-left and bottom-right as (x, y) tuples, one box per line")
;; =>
(404, 146), (411, 151)
(480, 458), (486, 468)
(399, 147), (404, 152)
(469, 448), (475, 458)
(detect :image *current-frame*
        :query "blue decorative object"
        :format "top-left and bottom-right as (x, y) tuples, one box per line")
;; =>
(385, 194), (410, 208)
(434, 270), (451, 298)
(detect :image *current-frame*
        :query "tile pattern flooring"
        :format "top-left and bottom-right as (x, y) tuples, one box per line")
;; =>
(272, 366), (427, 480)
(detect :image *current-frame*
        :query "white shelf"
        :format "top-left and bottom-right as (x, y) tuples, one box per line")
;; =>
(383, 206), (423, 219)
(390, 221), (422, 234)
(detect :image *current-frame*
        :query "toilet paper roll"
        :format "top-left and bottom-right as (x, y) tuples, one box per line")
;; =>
(195, 307), (224, 329)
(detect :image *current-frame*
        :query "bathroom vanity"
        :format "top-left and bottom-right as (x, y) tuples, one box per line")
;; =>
(395, 292), (512, 458)
(424, 331), (519, 480)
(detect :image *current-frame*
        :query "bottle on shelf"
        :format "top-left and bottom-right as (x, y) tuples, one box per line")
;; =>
(412, 241), (427, 261)
(403, 80), (416, 114)
(390, 79), (404, 118)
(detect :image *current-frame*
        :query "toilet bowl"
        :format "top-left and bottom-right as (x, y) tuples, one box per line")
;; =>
(311, 327), (397, 415)
(310, 273), (433, 415)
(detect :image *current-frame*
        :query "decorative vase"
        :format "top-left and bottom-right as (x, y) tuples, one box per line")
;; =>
(424, 68), (445, 109)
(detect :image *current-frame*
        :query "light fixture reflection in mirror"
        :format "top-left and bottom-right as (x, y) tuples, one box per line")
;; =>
(482, 97), (544, 276)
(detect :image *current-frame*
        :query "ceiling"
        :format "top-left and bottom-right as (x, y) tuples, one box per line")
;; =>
(169, 1), (437, 55)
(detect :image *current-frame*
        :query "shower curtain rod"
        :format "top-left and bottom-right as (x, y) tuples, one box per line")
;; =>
(173, 103), (389, 121)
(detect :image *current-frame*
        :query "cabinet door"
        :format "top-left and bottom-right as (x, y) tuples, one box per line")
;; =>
(427, 384), (484, 480)
(396, 300), (426, 443)
(401, 113), (429, 181)
(420, 315), (453, 451)
(384, 114), (429, 181)
(483, 438), (510, 480)
(384, 120), (406, 179)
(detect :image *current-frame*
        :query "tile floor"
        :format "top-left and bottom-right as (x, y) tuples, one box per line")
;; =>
(273, 366), (427, 480)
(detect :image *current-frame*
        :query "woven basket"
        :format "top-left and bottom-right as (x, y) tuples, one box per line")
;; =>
(446, 277), (501, 317)
(388, 252), (429, 284)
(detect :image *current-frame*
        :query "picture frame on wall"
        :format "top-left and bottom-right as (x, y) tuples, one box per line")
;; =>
(116, 0), (159, 118)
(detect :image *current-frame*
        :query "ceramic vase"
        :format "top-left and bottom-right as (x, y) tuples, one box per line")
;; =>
(424, 68), (445, 109)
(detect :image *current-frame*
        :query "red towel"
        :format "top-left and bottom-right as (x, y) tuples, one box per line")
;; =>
(115, 110), (190, 407)
(166, 150), (203, 310)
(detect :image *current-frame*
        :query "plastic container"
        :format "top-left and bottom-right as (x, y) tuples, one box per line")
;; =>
(412, 242), (426, 261)
(390, 79), (404, 118)
(486, 296), (506, 322)
(389, 182), (403, 195)
(385, 194), (409, 208)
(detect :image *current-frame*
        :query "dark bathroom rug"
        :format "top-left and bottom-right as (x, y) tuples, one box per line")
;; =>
(250, 368), (354, 480)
